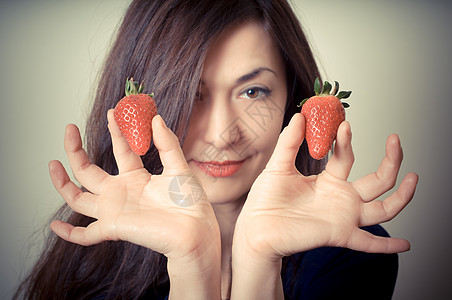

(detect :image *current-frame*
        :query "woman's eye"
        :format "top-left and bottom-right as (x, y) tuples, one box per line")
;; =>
(239, 87), (271, 100)
(247, 88), (260, 98)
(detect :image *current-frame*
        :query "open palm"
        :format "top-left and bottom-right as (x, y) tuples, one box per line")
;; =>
(235, 113), (418, 260)
(49, 110), (220, 261)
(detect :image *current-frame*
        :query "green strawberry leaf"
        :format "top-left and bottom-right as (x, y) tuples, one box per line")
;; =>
(297, 97), (309, 107)
(125, 78), (131, 95)
(137, 82), (144, 94)
(125, 77), (148, 96)
(336, 91), (352, 99)
(342, 102), (350, 108)
(332, 81), (339, 95)
(314, 77), (321, 95)
(323, 81), (332, 94)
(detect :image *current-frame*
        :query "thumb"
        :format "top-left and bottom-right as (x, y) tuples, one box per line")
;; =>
(152, 115), (190, 175)
(265, 113), (305, 173)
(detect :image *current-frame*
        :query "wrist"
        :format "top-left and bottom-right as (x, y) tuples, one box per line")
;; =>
(231, 226), (283, 300)
(167, 236), (221, 300)
(231, 239), (282, 277)
(167, 240), (221, 274)
(232, 218), (283, 263)
(230, 248), (283, 300)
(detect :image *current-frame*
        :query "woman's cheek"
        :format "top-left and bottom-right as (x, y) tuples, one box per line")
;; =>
(253, 118), (284, 157)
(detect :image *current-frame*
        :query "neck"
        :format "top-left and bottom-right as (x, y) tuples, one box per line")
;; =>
(212, 194), (246, 300)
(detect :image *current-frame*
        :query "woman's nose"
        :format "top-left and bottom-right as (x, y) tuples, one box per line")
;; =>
(204, 99), (241, 150)
(200, 94), (265, 162)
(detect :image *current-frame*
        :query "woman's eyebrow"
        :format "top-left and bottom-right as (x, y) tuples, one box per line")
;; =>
(236, 67), (277, 84)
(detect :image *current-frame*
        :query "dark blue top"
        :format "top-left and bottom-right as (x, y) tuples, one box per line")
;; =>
(281, 225), (398, 299)
(145, 225), (398, 300)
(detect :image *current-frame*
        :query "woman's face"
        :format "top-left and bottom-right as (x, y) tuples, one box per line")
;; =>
(182, 21), (287, 205)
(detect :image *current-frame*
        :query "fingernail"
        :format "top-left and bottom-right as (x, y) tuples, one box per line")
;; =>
(157, 115), (167, 129)
(343, 121), (352, 139)
(289, 113), (300, 125)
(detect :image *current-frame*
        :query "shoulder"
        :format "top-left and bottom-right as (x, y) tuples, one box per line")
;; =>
(282, 225), (398, 300)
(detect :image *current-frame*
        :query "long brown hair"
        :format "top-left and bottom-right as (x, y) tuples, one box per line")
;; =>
(15, 0), (324, 299)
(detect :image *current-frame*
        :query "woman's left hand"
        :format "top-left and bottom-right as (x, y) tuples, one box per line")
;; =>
(233, 113), (418, 261)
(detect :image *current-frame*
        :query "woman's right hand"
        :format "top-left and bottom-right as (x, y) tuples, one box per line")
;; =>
(49, 110), (220, 264)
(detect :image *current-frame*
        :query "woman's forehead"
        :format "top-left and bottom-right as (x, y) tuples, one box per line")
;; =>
(202, 21), (284, 83)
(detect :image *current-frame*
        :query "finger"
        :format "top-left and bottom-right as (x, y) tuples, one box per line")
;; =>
(360, 172), (418, 226)
(352, 134), (403, 202)
(347, 227), (410, 253)
(50, 220), (105, 246)
(152, 115), (190, 175)
(265, 113), (304, 173)
(65, 124), (109, 194)
(325, 121), (354, 180)
(107, 109), (144, 173)
(49, 160), (98, 218)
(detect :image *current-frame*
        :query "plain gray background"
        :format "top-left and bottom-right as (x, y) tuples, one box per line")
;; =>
(1, 0), (451, 299)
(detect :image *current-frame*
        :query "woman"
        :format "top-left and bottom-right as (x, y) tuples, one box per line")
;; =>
(15, 0), (418, 299)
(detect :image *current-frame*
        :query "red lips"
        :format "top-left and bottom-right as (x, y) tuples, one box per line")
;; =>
(193, 160), (245, 177)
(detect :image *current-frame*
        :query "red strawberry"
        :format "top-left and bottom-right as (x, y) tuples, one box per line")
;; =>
(298, 78), (351, 160)
(114, 78), (157, 155)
